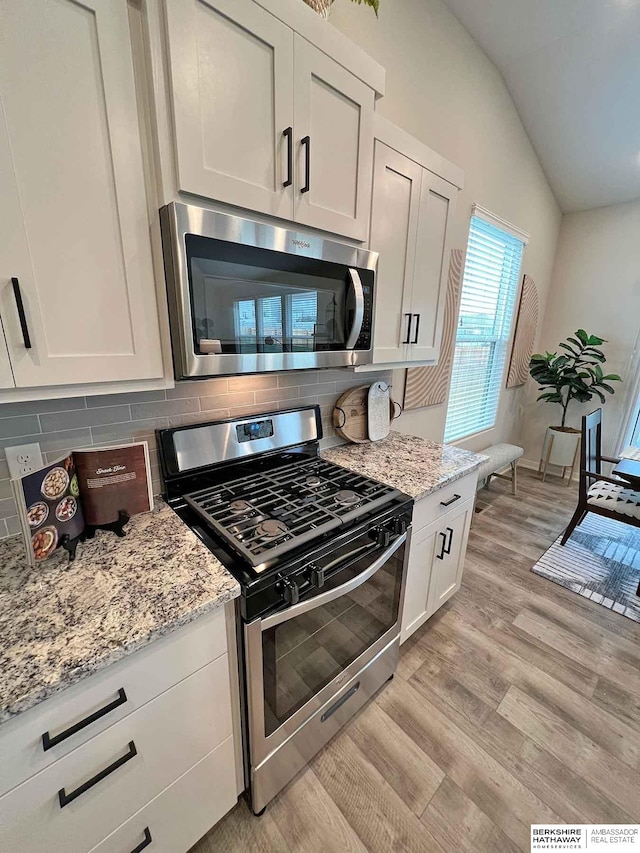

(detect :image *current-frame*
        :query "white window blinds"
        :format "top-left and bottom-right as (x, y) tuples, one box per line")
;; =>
(444, 215), (525, 442)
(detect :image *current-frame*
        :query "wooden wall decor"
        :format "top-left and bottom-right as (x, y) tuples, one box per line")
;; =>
(403, 249), (464, 410)
(506, 274), (539, 388)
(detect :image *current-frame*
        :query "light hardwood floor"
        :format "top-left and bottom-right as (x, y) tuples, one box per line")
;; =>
(192, 470), (640, 853)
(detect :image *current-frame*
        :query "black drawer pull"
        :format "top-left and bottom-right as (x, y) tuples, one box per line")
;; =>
(130, 827), (152, 853)
(301, 135), (311, 193)
(11, 277), (31, 349)
(440, 493), (461, 507)
(42, 688), (127, 751)
(283, 126), (293, 188)
(443, 526), (454, 555)
(436, 531), (447, 560)
(58, 740), (137, 808)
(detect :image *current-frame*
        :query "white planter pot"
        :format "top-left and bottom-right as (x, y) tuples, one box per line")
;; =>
(539, 426), (581, 484)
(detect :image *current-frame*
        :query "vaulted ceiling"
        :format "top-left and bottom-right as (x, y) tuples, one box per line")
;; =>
(440, 0), (640, 212)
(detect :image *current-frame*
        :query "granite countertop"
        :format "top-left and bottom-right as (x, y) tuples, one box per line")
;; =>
(0, 502), (240, 724)
(323, 431), (486, 500)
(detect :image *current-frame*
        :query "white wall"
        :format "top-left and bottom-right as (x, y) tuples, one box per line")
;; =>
(520, 200), (640, 465)
(329, 0), (562, 448)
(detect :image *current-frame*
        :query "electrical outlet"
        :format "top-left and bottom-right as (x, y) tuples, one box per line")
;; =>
(6, 443), (44, 479)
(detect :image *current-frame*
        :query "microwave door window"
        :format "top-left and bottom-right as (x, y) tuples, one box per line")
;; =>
(188, 254), (349, 355)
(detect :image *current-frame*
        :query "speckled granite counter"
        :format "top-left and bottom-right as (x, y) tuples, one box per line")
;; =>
(0, 502), (239, 724)
(323, 431), (486, 500)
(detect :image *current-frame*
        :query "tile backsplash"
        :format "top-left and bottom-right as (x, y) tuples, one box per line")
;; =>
(0, 368), (393, 539)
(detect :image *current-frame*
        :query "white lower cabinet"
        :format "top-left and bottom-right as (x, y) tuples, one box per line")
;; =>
(401, 484), (475, 643)
(0, 608), (239, 853)
(89, 739), (236, 853)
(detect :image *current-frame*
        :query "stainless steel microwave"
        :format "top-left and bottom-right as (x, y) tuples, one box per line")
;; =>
(159, 202), (377, 379)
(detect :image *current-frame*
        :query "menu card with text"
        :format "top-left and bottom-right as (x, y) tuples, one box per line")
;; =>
(12, 442), (153, 565)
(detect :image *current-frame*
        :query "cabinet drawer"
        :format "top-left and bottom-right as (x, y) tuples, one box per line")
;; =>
(0, 607), (227, 797)
(89, 739), (237, 853)
(0, 655), (232, 853)
(412, 471), (477, 532)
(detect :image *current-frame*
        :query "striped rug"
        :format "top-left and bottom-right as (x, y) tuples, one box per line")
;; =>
(531, 515), (640, 622)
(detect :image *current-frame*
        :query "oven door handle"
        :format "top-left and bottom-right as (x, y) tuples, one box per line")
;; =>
(345, 268), (365, 350)
(260, 532), (407, 631)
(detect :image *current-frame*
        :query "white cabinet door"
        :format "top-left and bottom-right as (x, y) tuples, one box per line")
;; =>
(400, 520), (440, 644)
(369, 142), (422, 365)
(408, 171), (457, 362)
(0, 319), (14, 389)
(293, 37), (374, 241)
(0, 0), (163, 388)
(165, 0), (294, 221)
(426, 498), (473, 618)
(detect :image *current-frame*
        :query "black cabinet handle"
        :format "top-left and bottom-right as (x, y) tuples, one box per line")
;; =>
(301, 135), (311, 193)
(283, 127), (293, 188)
(402, 313), (412, 345)
(444, 526), (454, 555)
(58, 741), (137, 808)
(130, 827), (152, 853)
(411, 313), (421, 344)
(440, 493), (461, 507)
(42, 688), (128, 751)
(11, 277), (31, 349)
(436, 531), (447, 560)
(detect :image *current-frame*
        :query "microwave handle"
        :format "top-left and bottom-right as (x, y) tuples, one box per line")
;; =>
(345, 268), (365, 349)
(259, 532), (407, 632)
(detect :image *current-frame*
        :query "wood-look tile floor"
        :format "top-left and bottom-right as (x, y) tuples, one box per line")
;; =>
(191, 470), (640, 853)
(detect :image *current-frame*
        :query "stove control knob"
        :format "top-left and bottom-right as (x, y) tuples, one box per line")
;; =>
(281, 578), (300, 606)
(370, 526), (392, 547)
(392, 517), (407, 536)
(309, 565), (326, 588)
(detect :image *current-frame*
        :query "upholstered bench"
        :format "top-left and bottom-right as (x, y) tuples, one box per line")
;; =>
(477, 443), (524, 495)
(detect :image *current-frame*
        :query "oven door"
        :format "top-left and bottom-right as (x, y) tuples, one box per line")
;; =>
(160, 202), (376, 378)
(244, 529), (408, 769)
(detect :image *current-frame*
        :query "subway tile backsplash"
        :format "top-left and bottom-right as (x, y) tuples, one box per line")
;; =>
(0, 368), (393, 540)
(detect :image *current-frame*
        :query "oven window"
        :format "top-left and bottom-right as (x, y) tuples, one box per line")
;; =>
(185, 235), (370, 356)
(261, 542), (404, 737)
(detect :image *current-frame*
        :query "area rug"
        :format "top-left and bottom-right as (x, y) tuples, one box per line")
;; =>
(531, 514), (640, 622)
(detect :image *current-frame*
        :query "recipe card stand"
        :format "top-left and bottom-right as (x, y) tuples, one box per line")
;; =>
(60, 509), (131, 563)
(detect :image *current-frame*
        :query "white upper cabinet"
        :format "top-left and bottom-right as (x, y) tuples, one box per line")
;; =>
(0, 0), (163, 388)
(361, 116), (463, 370)
(293, 37), (374, 242)
(165, 0), (295, 221)
(162, 0), (378, 240)
(369, 142), (422, 364)
(409, 171), (457, 361)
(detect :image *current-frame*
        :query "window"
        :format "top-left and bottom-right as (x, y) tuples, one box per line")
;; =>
(233, 292), (318, 353)
(444, 214), (525, 442)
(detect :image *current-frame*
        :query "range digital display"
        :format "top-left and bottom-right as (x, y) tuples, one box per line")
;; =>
(236, 419), (274, 444)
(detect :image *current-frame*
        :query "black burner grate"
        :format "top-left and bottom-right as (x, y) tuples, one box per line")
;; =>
(184, 457), (400, 569)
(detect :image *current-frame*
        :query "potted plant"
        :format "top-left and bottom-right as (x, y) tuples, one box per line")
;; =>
(304, 0), (379, 19)
(529, 330), (621, 481)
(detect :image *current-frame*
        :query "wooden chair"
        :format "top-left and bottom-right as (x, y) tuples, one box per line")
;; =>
(560, 408), (640, 545)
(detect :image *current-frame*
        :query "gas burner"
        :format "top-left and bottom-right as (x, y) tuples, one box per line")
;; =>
(305, 475), (322, 488)
(230, 500), (252, 514)
(255, 519), (289, 540)
(335, 489), (360, 506)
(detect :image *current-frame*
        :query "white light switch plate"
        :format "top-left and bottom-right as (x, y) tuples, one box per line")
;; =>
(6, 443), (44, 479)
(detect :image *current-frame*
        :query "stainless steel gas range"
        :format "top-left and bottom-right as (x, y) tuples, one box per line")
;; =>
(157, 406), (412, 815)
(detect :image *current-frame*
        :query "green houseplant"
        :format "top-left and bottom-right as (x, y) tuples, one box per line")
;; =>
(304, 0), (379, 18)
(529, 330), (621, 479)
